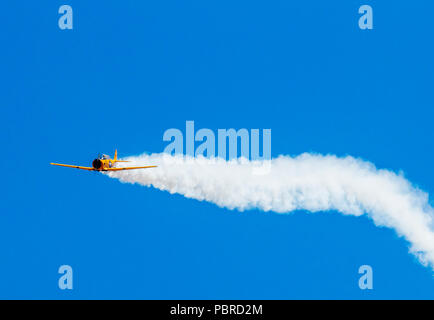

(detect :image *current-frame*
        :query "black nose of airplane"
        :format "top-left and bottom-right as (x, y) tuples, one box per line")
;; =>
(92, 159), (102, 169)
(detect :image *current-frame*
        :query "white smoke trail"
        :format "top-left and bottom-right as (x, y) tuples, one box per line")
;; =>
(107, 152), (434, 269)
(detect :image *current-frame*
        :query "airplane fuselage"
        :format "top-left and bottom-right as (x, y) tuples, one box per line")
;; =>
(92, 158), (115, 171)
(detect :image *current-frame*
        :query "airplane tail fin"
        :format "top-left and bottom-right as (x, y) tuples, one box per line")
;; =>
(113, 149), (129, 162)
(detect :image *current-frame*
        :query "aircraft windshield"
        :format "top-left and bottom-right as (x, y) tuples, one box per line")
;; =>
(97, 153), (110, 160)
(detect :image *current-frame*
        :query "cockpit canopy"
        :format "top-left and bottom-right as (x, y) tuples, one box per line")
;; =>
(98, 153), (110, 160)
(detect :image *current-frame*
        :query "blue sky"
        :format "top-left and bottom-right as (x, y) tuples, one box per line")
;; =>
(1, 1), (434, 299)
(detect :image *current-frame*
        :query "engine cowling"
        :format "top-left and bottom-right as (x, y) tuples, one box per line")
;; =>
(92, 159), (102, 169)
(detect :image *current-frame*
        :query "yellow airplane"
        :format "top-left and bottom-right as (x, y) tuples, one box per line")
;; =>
(50, 150), (157, 172)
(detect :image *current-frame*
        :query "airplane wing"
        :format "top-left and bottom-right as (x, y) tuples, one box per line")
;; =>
(50, 163), (95, 171)
(105, 165), (157, 171)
